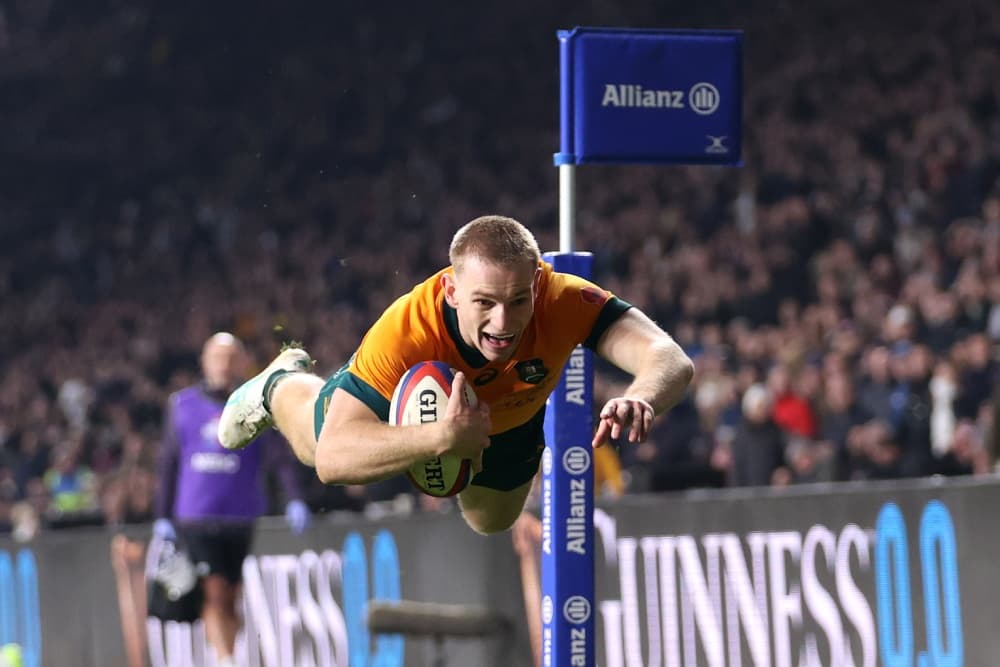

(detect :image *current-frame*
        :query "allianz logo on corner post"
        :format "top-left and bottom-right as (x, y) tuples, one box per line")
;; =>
(149, 531), (403, 667)
(597, 500), (964, 667)
(600, 82), (721, 115)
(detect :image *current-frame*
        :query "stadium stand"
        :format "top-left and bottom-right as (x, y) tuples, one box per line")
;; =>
(0, 0), (998, 535)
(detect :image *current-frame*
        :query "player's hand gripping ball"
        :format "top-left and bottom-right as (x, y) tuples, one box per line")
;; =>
(390, 361), (478, 497)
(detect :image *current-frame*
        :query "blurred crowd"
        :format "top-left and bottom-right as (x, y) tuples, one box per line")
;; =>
(0, 0), (998, 536)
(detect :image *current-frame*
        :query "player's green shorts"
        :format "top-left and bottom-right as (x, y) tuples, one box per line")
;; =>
(315, 370), (545, 492)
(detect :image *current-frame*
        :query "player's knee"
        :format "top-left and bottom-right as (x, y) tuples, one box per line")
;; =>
(461, 504), (520, 535)
(465, 514), (518, 535)
(459, 480), (533, 535)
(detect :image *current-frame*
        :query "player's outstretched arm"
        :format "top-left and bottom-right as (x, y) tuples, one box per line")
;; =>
(315, 372), (491, 485)
(592, 308), (694, 447)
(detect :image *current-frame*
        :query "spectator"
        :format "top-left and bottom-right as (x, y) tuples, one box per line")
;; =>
(857, 345), (897, 428)
(847, 420), (901, 480)
(932, 420), (991, 477)
(767, 362), (818, 439)
(894, 344), (936, 477)
(729, 384), (786, 487)
(43, 445), (97, 516)
(781, 435), (835, 486)
(954, 333), (995, 419)
(640, 395), (725, 492)
(818, 370), (872, 479)
(929, 359), (959, 460)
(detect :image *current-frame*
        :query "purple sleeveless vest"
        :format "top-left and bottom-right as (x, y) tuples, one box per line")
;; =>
(168, 386), (268, 521)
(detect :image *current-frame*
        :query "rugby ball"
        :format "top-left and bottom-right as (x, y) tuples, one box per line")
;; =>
(389, 361), (478, 497)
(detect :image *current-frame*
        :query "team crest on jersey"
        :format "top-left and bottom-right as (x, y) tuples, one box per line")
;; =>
(515, 359), (548, 384)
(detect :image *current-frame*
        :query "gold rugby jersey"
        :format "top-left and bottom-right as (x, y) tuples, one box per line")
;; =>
(336, 261), (631, 434)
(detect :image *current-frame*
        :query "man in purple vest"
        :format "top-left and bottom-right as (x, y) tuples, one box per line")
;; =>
(153, 332), (310, 667)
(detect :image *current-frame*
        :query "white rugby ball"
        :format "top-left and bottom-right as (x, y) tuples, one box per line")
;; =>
(389, 361), (478, 497)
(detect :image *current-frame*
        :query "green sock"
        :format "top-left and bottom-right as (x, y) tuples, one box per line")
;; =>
(262, 369), (291, 412)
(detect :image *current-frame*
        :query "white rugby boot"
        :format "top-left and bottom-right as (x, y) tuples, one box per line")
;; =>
(218, 345), (313, 450)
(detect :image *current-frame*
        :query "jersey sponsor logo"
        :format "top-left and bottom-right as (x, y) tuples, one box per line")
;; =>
(516, 358), (549, 384)
(473, 368), (499, 386)
(496, 388), (546, 411)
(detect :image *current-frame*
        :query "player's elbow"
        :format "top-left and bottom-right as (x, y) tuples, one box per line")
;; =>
(316, 458), (345, 485)
(316, 460), (375, 486)
(676, 350), (695, 388)
(660, 339), (695, 389)
(316, 454), (371, 486)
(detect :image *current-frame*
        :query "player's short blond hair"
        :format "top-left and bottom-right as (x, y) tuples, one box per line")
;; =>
(449, 215), (541, 272)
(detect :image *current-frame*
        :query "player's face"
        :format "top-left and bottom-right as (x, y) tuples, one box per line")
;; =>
(444, 256), (540, 363)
